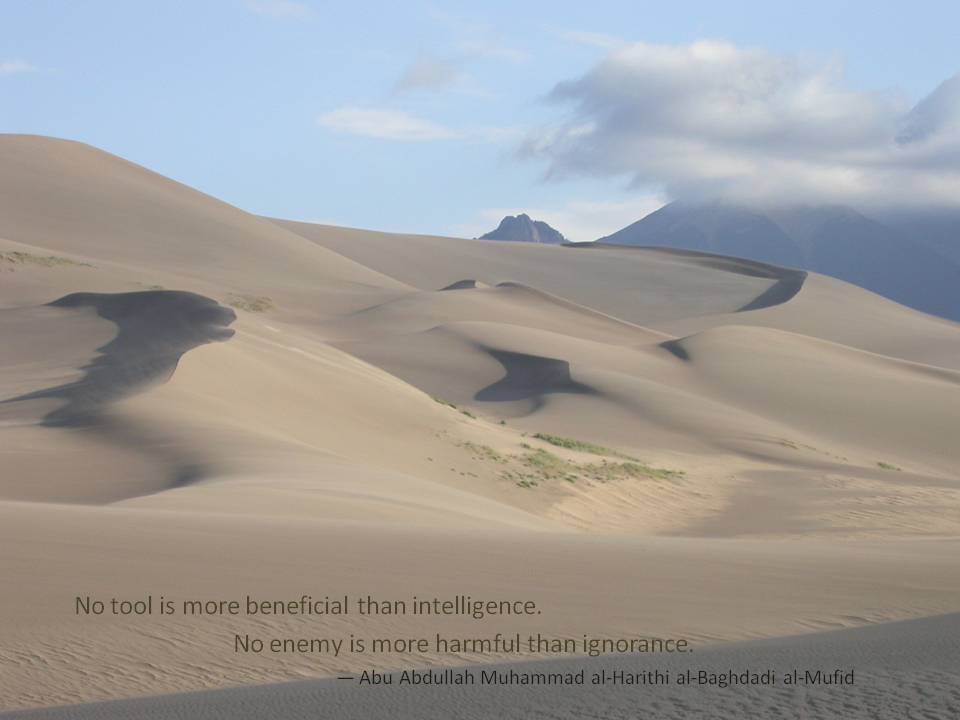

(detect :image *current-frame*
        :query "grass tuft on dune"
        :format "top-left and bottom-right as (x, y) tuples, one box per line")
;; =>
(533, 432), (630, 459)
(227, 294), (274, 312)
(1, 250), (92, 268)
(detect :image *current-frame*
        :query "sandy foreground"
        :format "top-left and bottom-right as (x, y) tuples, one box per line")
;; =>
(1, 135), (959, 715)
(4, 614), (957, 720)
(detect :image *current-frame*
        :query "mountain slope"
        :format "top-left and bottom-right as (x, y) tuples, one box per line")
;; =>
(601, 200), (960, 321)
(601, 201), (804, 268)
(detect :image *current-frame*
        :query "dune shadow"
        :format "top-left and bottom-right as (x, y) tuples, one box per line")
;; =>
(659, 339), (690, 361)
(578, 244), (808, 313)
(474, 349), (597, 412)
(4, 290), (236, 425)
(1, 290), (236, 497)
(439, 279), (483, 291)
(737, 270), (807, 312)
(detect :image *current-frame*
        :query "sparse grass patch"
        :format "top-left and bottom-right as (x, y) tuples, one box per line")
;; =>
(449, 433), (684, 492)
(228, 294), (274, 312)
(1, 251), (92, 268)
(877, 461), (902, 471)
(532, 432), (635, 459)
(459, 441), (505, 463)
(432, 396), (476, 417)
(522, 448), (567, 476)
(510, 448), (685, 488)
(585, 461), (685, 483)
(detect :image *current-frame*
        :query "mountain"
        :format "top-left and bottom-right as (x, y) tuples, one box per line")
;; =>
(599, 201), (803, 268)
(601, 201), (960, 321)
(886, 211), (960, 266)
(479, 213), (566, 244)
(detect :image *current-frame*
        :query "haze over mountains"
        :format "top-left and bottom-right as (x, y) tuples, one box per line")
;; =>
(1, 135), (959, 715)
(600, 201), (960, 321)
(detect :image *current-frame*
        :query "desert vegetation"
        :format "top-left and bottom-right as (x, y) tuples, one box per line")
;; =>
(1, 251), (91, 268)
(227, 294), (274, 312)
(456, 437), (684, 490)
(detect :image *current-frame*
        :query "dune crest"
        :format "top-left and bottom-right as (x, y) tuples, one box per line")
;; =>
(440, 279), (488, 290)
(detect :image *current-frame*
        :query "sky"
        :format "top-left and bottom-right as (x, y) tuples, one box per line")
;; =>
(2, 0), (960, 241)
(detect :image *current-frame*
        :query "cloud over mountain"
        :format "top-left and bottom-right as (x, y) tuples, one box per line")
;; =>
(523, 41), (960, 210)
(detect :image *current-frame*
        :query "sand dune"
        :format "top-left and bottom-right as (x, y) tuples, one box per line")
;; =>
(319, 280), (667, 345)
(6, 613), (956, 720)
(1, 501), (958, 709)
(276, 220), (790, 324)
(658, 270), (960, 370)
(0, 136), (396, 288)
(284, 219), (960, 367)
(1, 135), (959, 713)
(3, 291), (235, 426)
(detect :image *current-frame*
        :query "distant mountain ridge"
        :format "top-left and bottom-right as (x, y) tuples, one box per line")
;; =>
(600, 201), (960, 322)
(479, 214), (566, 244)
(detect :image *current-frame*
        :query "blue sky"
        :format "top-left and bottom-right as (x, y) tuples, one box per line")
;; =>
(2, 1), (959, 240)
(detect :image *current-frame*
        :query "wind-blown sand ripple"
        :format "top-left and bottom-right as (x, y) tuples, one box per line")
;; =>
(5, 614), (957, 720)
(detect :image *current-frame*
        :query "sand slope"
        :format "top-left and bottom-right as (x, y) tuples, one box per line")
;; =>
(7, 613), (957, 720)
(1, 502), (958, 709)
(1, 135), (959, 711)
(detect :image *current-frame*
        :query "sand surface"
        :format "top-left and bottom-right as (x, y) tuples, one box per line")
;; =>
(1, 135), (959, 714)
(4, 614), (958, 720)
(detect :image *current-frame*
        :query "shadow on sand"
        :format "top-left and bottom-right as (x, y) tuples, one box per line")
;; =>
(474, 348), (597, 412)
(1, 290), (236, 495)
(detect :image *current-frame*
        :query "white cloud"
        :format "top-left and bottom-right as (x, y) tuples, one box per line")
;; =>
(0, 60), (37, 76)
(395, 55), (462, 92)
(317, 106), (520, 144)
(318, 107), (459, 141)
(246, 0), (312, 19)
(522, 40), (960, 210)
(393, 56), (498, 99)
(427, 9), (527, 64)
(452, 195), (667, 243)
(457, 38), (527, 64)
(555, 30), (626, 50)
(392, 13), (526, 97)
